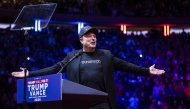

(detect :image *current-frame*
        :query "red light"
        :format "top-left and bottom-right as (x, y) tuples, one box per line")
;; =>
(121, 25), (123, 31)
(164, 25), (170, 36)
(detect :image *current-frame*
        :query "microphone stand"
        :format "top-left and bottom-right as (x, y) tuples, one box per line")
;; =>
(23, 30), (28, 109)
(57, 52), (82, 74)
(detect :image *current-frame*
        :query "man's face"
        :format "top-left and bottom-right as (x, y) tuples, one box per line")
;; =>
(80, 31), (97, 50)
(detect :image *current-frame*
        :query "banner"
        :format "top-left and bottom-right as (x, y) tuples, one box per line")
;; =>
(17, 74), (62, 103)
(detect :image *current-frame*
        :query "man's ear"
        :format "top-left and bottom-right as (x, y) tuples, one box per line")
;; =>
(79, 37), (83, 44)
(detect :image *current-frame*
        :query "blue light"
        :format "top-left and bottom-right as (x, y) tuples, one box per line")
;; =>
(35, 20), (37, 32)
(78, 22), (84, 34)
(38, 20), (41, 31)
(35, 20), (41, 32)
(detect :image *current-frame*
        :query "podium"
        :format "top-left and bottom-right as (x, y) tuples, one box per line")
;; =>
(17, 74), (108, 109)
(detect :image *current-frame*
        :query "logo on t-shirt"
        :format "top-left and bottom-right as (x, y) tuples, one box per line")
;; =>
(81, 60), (101, 64)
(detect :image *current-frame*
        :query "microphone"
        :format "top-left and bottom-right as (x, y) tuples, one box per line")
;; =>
(57, 51), (83, 74)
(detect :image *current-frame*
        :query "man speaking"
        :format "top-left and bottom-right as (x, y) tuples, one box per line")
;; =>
(12, 25), (165, 109)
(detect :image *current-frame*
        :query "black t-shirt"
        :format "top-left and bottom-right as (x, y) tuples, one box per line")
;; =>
(80, 51), (106, 92)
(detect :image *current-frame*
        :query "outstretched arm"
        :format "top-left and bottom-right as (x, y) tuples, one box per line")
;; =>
(114, 57), (165, 76)
(11, 56), (68, 77)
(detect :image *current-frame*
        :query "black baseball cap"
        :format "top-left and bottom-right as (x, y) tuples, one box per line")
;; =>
(78, 25), (98, 38)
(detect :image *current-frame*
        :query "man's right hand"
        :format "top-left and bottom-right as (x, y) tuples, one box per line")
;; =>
(11, 67), (29, 78)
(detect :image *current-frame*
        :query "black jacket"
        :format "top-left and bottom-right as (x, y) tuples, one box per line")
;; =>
(29, 49), (150, 109)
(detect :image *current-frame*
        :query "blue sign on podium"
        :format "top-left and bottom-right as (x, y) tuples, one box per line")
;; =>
(17, 74), (62, 103)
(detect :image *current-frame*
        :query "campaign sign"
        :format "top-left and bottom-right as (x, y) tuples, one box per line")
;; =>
(17, 74), (62, 103)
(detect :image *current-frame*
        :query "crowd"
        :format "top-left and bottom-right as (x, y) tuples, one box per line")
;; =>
(0, 0), (190, 109)
(0, 25), (190, 109)
(1, 0), (190, 17)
